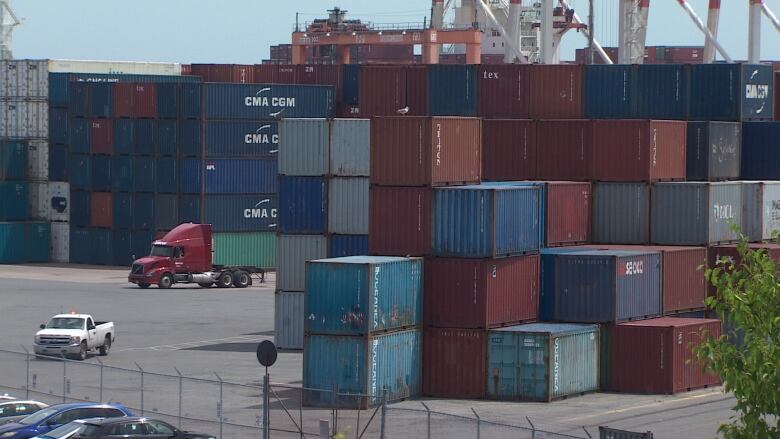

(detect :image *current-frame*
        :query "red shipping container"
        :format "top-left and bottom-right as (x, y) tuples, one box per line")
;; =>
(180, 64), (192, 75)
(89, 119), (113, 155)
(536, 120), (593, 181)
(112, 83), (157, 118)
(477, 64), (531, 119)
(90, 192), (113, 228)
(298, 65), (343, 104)
(254, 64), (276, 83)
(425, 255), (539, 329)
(405, 66), (428, 116)
(371, 117), (481, 186)
(610, 317), (721, 394)
(369, 186), (431, 256)
(188, 65), (211, 81)
(545, 182), (592, 246)
(529, 65), (583, 119)
(423, 328), (486, 398)
(481, 119), (536, 181)
(592, 120), (686, 182)
(276, 65), (300, 84)
(359, 66), (427, 117)
(708, 243), (780, 296)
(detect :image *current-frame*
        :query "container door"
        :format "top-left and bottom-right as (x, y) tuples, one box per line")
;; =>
(487, 332), (519, 398)
(517, 334), (549, 401)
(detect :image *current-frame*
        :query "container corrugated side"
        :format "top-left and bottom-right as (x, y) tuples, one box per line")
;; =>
(203, 195), (278, 232)
(328, 235), (368, 258)
(27, 182), (48, 221)
(487, 323), (599, 401)
(203, 158), (277, 194)
(278, 119), (329, 176)
(303, 329), (421, 408)
(481, 119), (536, 181)
(212, 232), (276, 268)
(427, 65), (477, 116)
(155, 194), (178, 231)
(0, 181), (27, 221)
(369, 186), (431, 256)
(634, 64), (689, 120)
(132, 193), (154, 231)
(204, 83), (334, 120)
(686, 122), (741, 181)
(529, 65), (583, 119)
(536, 120), (592, 181)
(539, 247), (594, 322)
(741, 181), (780, 242)
(583, 64), (633, 119)
(741, 122), (780, 180)
(204, 120), (278, 157)
(477, 64), (531, 119)
(0, 141), (27, 180)
(328, 177), (368, 235)
(592, 183), (650, 244)
(113, 193), (132, 229)
(50, 222), (69, 263)
(275, 291), (304, 349)
(26, 141), (48, 181)
(423, 328), (486, 398)
(330, 119), (370, 177)
(305, 256), (423, 335)
(278, 176), (327, 234)
(689, 64), (773, 121)
(545, 182), (591, 246)
(0, 101), (48, 139)
(1, 60), (49, 99)
(277, 234), (327, 292)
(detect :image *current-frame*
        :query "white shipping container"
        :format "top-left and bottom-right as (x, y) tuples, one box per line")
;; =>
(741, 181), (780, 242)
(48, 181), (70, 222)
(0, 60), (49, 99)
(278, 119), (330, 176)
(277, 234), (327, 291)
(275, 291), (304, 350)
(0, 101), (48, 138)
(27, 182), (48, 220)
(328, 177), (369, 234)
(330, 119), (370, 177)
(26, 141), (48, 181)
(50, 222), (70, 263)
(48, 59), (182, 75)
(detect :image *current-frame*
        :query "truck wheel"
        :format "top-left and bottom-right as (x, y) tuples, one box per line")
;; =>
(198, 282), (213, 288)
(138, 283), (150, 289)
(217, 272), (233, 288)
(158, 273), (174, 289)
(98, 336), (111, 356)
(77, 342), (87, 361)
(233, 271), (250, 288)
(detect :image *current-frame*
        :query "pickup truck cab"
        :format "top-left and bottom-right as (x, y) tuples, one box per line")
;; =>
(33, 314), (115, 361)
(0, 403), (132, 439)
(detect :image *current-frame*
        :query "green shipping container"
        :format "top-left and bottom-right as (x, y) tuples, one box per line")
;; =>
(212, 232), (276, 269)
(487, 323), (600, 402)
(0, 141), (27, 181)
(0, 222), (49, 263)
(26, 222), (50, 262)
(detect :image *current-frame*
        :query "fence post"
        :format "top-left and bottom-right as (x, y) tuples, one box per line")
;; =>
(332, 384), (339, 437)
(526, 417), (536, 439)
(20, 345), (30, 399)
(214, 373), (224, 439)
(61, 354), (67, 403)
(421, 402), (431, 439)
(299, 386), (304, 439)
(471, 408), (480, 439)
(379, 387), (387, 439)
(174, 367), (183, 428)
(263, 372), (270, 439)
(96, 358), (104, 402)
(135, 362), (144, 416)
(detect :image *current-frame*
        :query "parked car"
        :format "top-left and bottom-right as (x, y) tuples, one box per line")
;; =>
(34, 314), (115, 360)
(28, 419), (102, 439)
(0, 402), (48, 426)
(70, 418), (215, 439)
(0, 396), (14, 402)
(0, 403), (132, 439)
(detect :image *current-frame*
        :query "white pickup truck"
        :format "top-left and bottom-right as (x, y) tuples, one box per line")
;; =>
(33, 314), (115, 360)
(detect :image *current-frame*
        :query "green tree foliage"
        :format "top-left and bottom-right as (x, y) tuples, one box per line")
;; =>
(697, 237), (780, 439)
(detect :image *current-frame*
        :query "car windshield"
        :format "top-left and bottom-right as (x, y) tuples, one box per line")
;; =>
(42, 421), (88, 438)
(46, 318), (84, 330)
(150, 244), (174, 258)
(19, 407), (58, 425)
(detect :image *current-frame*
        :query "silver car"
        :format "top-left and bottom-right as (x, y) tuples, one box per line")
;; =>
(29, 418), (103, 439)
(0, 400), (49, 426)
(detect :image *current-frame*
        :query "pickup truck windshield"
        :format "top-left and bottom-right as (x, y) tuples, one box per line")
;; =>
(150, 244), (174, 258)
(46, 317), (84, 330)
(19, 406), (58, 425)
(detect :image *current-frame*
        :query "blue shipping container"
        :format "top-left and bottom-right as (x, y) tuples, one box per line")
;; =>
(689, 64), (774, 121)
(25, 222), (50, 263)
(91, 83), (113, 118)
(278, 176), (327, 234)
(67, 82), (89, 117)
(583, 64), (634, 119)
(92, 228), (112, 265)
(179, 119), (201, 157)
(70, 190), (90, 227)
(49, 146), (68, 181)
(132, 193), (154, 230)
(342, 64), (360, 105)
(69, 228), (92, 264)
(204, 120), (279, 157)
(552, 250), (662, 323)
(742, 122), (780, 180)
(48, 73), (200, 108)
(156, 157), (177, 193)
(180, 83), (202, 119)
(69, 154), (91, 190)
(112, 192), (132, 229)
(634, 64), (689, 120)
(132, 157), (155, 193)
(155, 194), (178, 231)
(203, 158), (277, 194)
(111, 156), (133, 192)
(329, 235), (369, 258)
(203, 194), (278, 232)
(539, 247), (593, 322)
(69, 118), (90, 154)
(0, 222), (24, 263)
(428, 65), (476, 116)
(131, 230), (154, 260)
(179, 159), (200, 194)
(433, 184), (541, 258)
(305, 256), (423, 335)
(0, 222), (48, 263)
(0, 141), (27, 181)
(303, 329), (421, 407)
(132, 120), (156, 156)
(113, 119), (133, 155)
(156, 83), (179, 119)
(157, 120), (178, 156)
(49, 108), (69, 145)
(90, 155), (111, 191)
(112, 229), (132, 266)
(179, 194), (201, 224)
(203, 83), (334, 120)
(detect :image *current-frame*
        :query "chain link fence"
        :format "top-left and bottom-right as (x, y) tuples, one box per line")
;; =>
(0, 348), (589, 439)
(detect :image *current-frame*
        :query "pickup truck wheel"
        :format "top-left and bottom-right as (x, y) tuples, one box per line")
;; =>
(98, 336), (111, 356)
(138, 283), (150, 289)
(217, 272), (233, 288)
(233, 271), (250, 288)
(158, 273), (174, 289)
(77, 342), (87, 361)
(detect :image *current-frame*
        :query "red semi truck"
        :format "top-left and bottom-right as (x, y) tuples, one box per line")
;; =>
(128, 223), (265, 289)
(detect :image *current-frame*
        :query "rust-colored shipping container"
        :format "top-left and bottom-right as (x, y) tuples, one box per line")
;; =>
(536, 120), (593, 181)
(371, 117), (481, 186)
(592, 120), (686, 182)
(708, 243), (780, 296)
(298, 64), (343, 104)
(359, 66), (427, 117)
(610, 318), (721, 394)
(90, 192), (113, 229)
(481, 119), (536, 181)
(191, 64), (254, 83)
(477, 64), (531, 119)
(423, 328), (486, 398)
(89, 119), (113, 155)
(425, 255), (539, 329)
(545, 182), (592, 246)
(529, 65), (583, 119)
(112, 83), (157, 119)
(369, 186), (432, 256)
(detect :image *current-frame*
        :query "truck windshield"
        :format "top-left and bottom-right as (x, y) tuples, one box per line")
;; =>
(150, 244), (174, 258)
(46, 317), (85, 330)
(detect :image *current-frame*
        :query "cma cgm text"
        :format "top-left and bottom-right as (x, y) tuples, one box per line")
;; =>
(244, 96), (296, 107)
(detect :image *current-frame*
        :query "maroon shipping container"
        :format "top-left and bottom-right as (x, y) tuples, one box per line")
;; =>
(708, 243), (780, 296)
(369, 186), (431, 256)
(592, 120), (686, 182)
(180, 64), (192, 75)
(90, 192), (112, 228)
(371, 117), (481, 186)
(423, 328), (486, 398)
(89, 119), (113, 155)
(610, 318), (721, 394)
(425, 255), (539, 329)
(529, 65), (583, 119)
(359, 66), (427, 117)
(213, 64), (255, 83)
(477, 64), (531, 119)
(112, 83), (157, 118)
(481, 119), (536, 181)
(545, 182), (592, 246)
(536, 120), (593, 181)
(298, 65), (343, 103)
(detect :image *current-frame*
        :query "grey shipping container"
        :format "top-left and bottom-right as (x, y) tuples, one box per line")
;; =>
(275, 291), (304, 350)
(50, 221), (69, 263)
(741, 181), (780, 242)
(686, 122), (741, 181)
(652, 182), (742, 245)
(328, 177), (369, 234)
(592, 183), (650, 244)
(26, 141), (48, 181)
(278, 119), (330, 176)
(0, 101), (48, 138)
(27, 182), (48, 220)
(330, 119), (370, 177)
(0, 60), (49, 99)
(276, 234), (327, 292)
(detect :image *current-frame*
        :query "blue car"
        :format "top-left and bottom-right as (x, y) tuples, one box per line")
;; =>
(0, 403), (132, 439)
